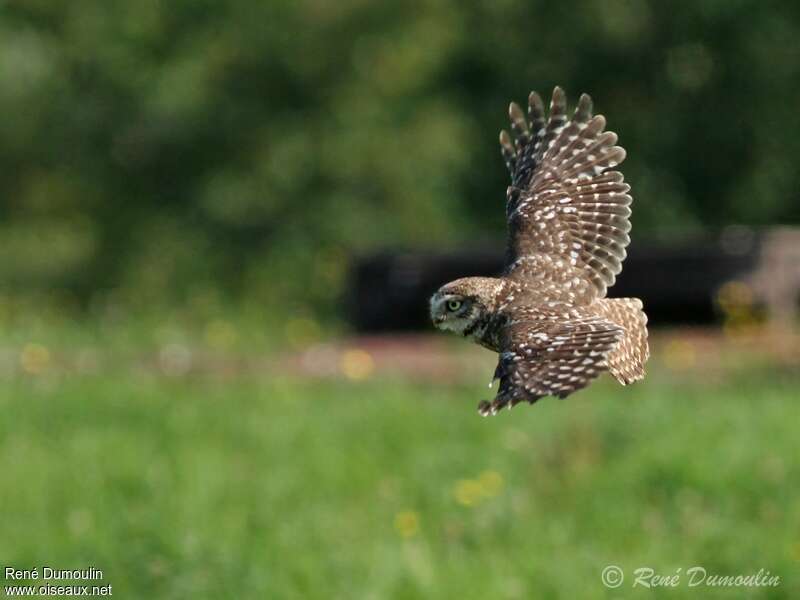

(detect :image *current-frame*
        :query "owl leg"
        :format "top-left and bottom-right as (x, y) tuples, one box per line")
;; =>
(488, 359), (504, 388)
(478, 363), (530, 416)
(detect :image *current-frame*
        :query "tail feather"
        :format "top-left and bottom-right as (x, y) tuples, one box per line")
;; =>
(596, 298), (649, 385)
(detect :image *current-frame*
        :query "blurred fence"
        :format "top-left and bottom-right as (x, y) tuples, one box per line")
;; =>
(347, 227), (800, 331)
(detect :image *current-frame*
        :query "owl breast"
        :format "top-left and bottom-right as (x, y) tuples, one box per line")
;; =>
(468, 312), (505, 352)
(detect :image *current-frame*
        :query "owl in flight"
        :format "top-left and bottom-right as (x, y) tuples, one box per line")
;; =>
(430, 87), (649, 416)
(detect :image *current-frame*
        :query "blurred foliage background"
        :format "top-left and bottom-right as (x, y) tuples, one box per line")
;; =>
(2, 3), (800, 598)
(1, 0), (799, 324)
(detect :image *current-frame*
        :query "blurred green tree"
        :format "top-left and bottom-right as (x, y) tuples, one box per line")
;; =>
(0, 0), (798, 318)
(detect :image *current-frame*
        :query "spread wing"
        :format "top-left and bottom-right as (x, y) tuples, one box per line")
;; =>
(478, 317), (623, 416)
(499, 87), (633, 302)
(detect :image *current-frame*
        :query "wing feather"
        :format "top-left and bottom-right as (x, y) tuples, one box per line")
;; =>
(501, 88), (633, 300)
(478, 317), (622, 416)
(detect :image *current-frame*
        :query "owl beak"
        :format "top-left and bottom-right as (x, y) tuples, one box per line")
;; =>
(430, 293), (446, 326)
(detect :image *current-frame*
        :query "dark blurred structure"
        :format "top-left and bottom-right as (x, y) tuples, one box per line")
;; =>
(348, 227), (800, 331)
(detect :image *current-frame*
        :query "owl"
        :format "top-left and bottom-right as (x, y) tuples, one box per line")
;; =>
(430, 87), (649, 416)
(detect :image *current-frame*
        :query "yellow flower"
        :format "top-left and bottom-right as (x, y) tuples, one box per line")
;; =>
(478, 470), (504, 497)
(716, 280), (753, 313)
(340, 348), (374, 380)
(453, 479), (482, 507)
(394, 510), (419, 538)
(20, 343), (50, 375)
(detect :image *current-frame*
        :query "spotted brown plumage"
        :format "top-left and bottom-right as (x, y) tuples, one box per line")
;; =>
(430, 87), (649, 416)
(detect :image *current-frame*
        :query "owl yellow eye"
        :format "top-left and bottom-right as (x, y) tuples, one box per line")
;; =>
(447, 300), (462, 312)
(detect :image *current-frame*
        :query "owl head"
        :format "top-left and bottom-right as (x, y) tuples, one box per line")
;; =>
(429, 277), (502, 336)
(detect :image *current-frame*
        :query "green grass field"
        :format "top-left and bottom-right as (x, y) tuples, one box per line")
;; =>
(0, 332), (798, 598)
